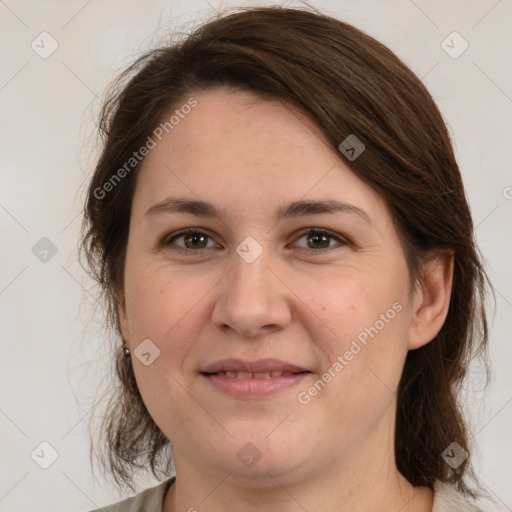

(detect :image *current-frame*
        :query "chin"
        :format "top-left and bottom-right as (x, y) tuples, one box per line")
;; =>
(198, 425), (312, 485)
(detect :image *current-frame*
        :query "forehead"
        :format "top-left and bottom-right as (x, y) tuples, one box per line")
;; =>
(131, 87), (388, 224)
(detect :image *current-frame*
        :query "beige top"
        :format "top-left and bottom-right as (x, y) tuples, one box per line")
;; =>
(88, 478), (482, 511)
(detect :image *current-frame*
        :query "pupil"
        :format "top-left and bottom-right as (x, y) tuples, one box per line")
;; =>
(308, 232), (329, 249)
(185, 233), (207, 249)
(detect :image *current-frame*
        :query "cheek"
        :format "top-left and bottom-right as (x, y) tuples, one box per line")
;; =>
(300, 275), (410, 417)
(123, 262), (203, 342)
(303, 266), (411, 397)
(124, 274), (171, 339)
(122, 265), (205, 434)
(304, 268), (406, 346)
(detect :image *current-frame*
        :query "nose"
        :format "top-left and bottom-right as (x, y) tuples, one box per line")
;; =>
(211, 247), (292, 338)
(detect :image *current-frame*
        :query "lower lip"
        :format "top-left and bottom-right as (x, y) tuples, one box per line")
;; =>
(201, 373), (310, 398)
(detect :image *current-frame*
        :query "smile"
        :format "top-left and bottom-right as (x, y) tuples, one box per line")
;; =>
(208, 370), (298, 379)
(201, 372), (310, 398)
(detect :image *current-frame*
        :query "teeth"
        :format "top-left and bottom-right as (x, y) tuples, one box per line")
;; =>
(214, 370), (297, 379)
(254, 372), (272, 379)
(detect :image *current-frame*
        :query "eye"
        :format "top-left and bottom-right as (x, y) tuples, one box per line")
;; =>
(161, 227), (348, 255)
(291, 228), (348, 253)
(163, 228), (219, 253)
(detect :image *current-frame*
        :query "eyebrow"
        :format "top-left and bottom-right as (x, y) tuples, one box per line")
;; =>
(275, 199), (370, 223)
(144, 197), (371, 224)
(145, 197), (223, 219)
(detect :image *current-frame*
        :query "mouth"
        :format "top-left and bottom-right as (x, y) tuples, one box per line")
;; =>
(201, 357), (309, 374)
(204, 370), (305, 379)
(200, 358), (312, 398)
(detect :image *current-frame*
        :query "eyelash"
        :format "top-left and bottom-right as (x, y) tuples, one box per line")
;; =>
(161, 227), (349, 255)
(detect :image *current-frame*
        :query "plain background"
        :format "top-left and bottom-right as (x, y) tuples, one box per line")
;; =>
(0, 0), (510, 510)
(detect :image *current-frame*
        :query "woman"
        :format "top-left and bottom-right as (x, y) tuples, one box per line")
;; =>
(81, 6), (489, 511)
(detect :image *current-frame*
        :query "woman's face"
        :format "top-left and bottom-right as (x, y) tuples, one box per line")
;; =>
(119, 87), (426, 485)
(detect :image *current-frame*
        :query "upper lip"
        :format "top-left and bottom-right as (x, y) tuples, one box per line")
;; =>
(201, 358), (309, 374)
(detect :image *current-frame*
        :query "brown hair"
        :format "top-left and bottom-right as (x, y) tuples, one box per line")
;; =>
(81, 5), (490, 496)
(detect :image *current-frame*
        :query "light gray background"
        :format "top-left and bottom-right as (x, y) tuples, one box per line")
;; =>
(1, 1), (510, 511)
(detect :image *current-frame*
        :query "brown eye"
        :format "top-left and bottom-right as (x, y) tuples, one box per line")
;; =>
(306, 231), (330, 249)
(182, 232), (208, 249)
(293, 229), (347, 252)
(164, 229), (218, 252)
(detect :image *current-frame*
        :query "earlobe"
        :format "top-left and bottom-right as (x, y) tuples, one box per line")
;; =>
(116, 295), (129, 343)
(408, 252), (454, 350)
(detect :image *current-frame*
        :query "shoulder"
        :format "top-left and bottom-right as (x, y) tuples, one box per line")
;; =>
(432, 480), (482, 512)
(86, 477), (482, 512)
(86, 477), (175, 512)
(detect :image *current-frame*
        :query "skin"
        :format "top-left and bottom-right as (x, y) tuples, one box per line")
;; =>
(119, 87), (453, 512)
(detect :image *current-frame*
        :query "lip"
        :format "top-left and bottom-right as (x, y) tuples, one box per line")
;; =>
(201, 358), (309, 374)
(201, 358), (311, 399)
(202, 373), (309, 398)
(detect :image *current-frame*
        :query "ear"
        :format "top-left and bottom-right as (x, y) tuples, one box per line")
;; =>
(408, 251), (454, 350)
(116, 293), (130, 344)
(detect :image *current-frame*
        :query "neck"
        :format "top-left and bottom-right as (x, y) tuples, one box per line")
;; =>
(163, 431), (433, 512)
